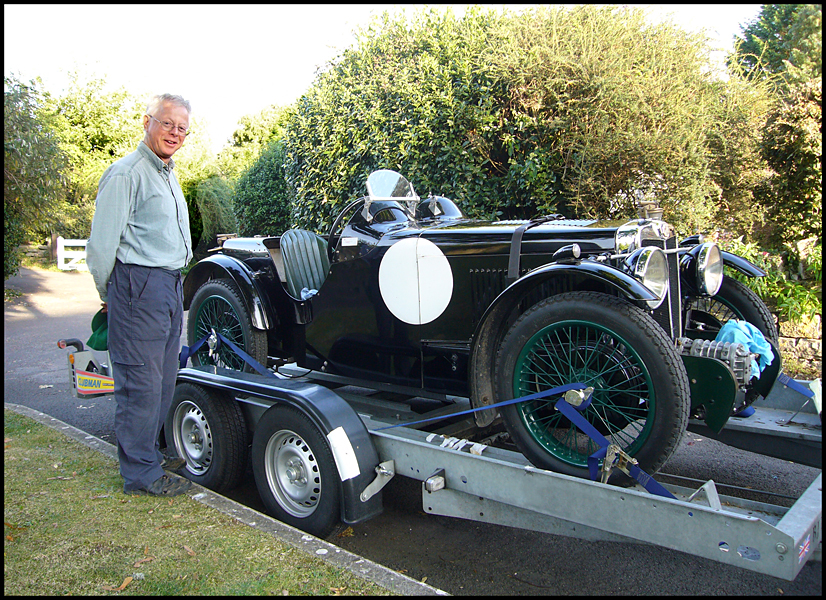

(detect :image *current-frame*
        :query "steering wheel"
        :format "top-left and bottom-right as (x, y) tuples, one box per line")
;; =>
(327, 197), (366, 261)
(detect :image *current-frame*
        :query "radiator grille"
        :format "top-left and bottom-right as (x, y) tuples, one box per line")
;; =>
(645, 236), (682, 338)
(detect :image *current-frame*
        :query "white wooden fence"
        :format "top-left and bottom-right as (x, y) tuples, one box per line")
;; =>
(56, 236), (89, 271)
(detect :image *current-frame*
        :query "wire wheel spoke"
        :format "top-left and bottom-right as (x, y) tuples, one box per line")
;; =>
(514, 321), (655, 466)
(196, 295), (245, 370)
(688, 297), (737, 330)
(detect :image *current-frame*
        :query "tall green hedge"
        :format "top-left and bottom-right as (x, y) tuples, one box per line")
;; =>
(760, 77), (822, 245)
(192, 176), (238, 256)
(233, 140), (293, 237)
(282, 6), (773, 239)
(285, 8), (510, 231)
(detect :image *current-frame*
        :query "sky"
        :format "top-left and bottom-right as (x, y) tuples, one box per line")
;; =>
(5, 4), (763, 154)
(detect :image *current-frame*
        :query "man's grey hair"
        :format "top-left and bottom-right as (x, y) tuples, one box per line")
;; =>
(146, 93), (191, 116)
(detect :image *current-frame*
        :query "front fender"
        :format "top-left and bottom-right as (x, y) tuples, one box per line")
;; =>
(476, 261), (659, 344)
(183, 255), (272, 330)
(468, 261), (659, 427)
(722, 251), (767, 278)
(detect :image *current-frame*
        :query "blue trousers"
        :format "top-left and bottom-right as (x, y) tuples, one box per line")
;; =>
(108, 261), (182, 492)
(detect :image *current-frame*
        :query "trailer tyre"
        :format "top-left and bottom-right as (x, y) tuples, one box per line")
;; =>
(188, 279), (268, 372)
(165, 383), (248, 493)
(495, 292), (690, 479)
(251, 405), (343, 538)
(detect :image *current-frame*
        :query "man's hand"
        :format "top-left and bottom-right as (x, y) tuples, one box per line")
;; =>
(101, 302), (108, 313)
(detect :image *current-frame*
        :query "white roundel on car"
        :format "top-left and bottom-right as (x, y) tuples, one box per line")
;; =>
(378, 237), (453, 325)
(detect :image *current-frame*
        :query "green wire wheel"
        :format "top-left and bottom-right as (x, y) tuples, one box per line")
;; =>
(496, 292), (690, 479)
(187, 279), (267, 372)
(685, 275), (778, 344)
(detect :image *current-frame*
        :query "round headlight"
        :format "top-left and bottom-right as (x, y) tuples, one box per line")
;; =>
(626, 246), (669, 309)
(697, 242), (723, 295)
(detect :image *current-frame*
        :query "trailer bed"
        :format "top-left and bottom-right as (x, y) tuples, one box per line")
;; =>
(185, 364), (821, 581)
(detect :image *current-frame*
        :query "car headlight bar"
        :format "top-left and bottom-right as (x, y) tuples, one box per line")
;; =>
(624, 246), (669, 309)
(680, 242), (724, 296)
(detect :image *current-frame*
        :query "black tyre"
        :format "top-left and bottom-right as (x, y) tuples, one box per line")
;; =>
(187, 279), (268, 372)
(495, 292), (690, 479)
(165, 383), (249, 493)
(251, 406), (343, 538)
(685, 275), (778, 344)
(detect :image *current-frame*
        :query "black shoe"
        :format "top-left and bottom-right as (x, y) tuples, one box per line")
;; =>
(126, 474), (191, 497)
(161, 456), (186, 471)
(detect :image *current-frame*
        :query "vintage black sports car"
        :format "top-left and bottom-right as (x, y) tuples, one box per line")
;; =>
(178, 169), (780, 482)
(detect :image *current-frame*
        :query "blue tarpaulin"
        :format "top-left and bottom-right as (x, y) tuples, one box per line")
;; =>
(715, 320), (774, 379)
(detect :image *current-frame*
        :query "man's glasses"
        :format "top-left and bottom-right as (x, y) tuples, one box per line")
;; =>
(147, 114), (190, 137)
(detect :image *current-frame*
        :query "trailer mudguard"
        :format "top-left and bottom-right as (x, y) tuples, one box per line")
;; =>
(175, 366), (383, 524)
(469, 260), (660, 427)
(182, 254), (273, 330)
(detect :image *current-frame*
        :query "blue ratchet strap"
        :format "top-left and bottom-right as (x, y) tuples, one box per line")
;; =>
(776, 372), (815, 399)
(373, 383), (587, 431)
(553, 398), (676, 500)
(179, 331), (275, 379)
(179, 335), (209, 369)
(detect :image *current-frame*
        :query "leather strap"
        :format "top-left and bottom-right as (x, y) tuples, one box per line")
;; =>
(507, 214), (565, 281)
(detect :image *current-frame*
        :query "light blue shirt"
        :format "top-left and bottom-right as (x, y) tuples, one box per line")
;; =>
(86, 141), (193, 302)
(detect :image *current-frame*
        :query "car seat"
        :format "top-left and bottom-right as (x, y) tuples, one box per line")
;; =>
(280, 229), (330, 299)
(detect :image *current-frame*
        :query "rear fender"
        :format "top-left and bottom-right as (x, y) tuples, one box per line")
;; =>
(183, 255), (273, 330)
(469, 261), (659, 427)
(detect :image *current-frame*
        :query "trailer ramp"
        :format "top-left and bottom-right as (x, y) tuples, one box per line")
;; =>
(364, 416), (821, 582)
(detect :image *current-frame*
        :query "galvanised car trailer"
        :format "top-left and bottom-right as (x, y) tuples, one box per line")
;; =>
(181, 360), (822, 582)
(60, 339), (821, 581)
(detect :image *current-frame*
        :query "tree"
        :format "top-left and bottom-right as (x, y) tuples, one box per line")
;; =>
(216, 105), (294, 182)
(233, 140), (293, 236)
(284, 7), (513, 231)
(760, 77), (822, 245)
(4, 75), (68, 279)
(704, 75), (776, 244)
(192, 176), (238, 257)
(283, 6), (775, 238)
(729, 5), (822, 247)
(730, 4), (822, 90)
(482, 5), (730, 232)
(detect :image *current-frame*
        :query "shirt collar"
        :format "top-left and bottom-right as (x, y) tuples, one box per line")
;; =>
(138, 141), (176, 172)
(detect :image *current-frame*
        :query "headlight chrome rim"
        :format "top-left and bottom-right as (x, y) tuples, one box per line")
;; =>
(697, 242), (724, 296)
(626, 246), (669, 309)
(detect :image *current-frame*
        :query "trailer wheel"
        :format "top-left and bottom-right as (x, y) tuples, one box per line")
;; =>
(685, 275), (778, 344)
(188, 279), (268, 372)
(165, 383), (248, 493)
(495, 292), (690, 479)
(251, 405), (343, 538)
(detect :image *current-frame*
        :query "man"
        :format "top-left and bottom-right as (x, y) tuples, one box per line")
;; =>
(86, 94), (194, 496)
